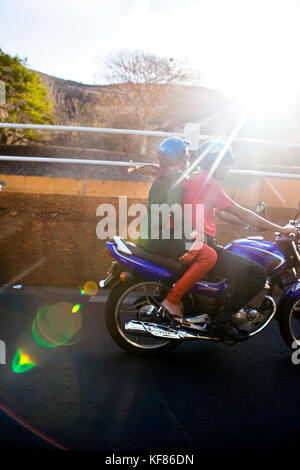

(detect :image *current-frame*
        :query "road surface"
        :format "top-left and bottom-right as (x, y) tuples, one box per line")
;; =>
(0, 285), (299, 452)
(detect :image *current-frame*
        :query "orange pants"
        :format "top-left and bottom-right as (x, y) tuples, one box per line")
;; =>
(166, 244), (218, 305)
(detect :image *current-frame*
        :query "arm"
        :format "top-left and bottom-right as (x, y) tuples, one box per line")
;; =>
(225, 202), (296, 235)
(215, 209), (245, 226)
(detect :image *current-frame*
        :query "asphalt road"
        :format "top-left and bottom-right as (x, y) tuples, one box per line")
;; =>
(0, 285), (299, 452)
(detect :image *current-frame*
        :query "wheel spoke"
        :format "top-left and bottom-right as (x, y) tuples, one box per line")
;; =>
(143, 286), (161, 306)
(142, 286), (151, 304)
(119, 299), (148, 313)
(115, 281), (171, 350)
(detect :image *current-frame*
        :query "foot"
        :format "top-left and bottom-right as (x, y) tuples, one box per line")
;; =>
(211, 310), (249, 341)
(162, 299), (191, 327)
(162, 299), (182, 316)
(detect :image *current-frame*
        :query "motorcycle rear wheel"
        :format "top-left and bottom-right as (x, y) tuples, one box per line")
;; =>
(279, 298), (300, 348)
(105, 279), (180, 355)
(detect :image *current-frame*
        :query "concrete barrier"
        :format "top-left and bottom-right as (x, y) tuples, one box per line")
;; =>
(0, 174), (298, 288)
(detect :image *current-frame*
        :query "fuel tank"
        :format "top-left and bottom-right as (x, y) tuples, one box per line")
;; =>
(224, 237), (287, 277)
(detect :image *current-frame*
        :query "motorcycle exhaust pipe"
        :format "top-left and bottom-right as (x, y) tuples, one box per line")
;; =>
(125, 320), (220, 341)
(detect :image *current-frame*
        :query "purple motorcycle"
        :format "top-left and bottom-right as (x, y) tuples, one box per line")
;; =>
(100, 203), (300, 355)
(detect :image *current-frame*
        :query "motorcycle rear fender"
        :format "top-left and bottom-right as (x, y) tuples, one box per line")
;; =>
(275, 279), (300, 320)
(106, 242), (179, 283)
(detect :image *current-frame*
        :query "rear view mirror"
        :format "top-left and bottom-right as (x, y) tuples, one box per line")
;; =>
(256, 201), (270, 221)
(256, 202), (266, 214)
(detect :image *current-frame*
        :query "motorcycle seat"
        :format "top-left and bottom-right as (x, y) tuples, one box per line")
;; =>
(122, 240), (225, 283)
(124, 241), (187, 276)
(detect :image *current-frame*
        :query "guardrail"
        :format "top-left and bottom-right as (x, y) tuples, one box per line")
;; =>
(0, 123), (183, 138)
(0, 155), (299, 180)
(0, 122), (300, 179)
(2, 122), (300, 148)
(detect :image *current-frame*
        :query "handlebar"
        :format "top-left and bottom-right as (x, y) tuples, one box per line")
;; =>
(275, 230), (300, 241)
(289, 232), (297, 239)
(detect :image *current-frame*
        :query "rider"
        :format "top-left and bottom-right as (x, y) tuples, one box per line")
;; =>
(182, 139), (297, 339)
(138, 137), (218, 327)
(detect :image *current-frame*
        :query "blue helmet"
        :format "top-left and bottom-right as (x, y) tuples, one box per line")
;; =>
(158, 137), (189, 159)
(197, 139), (234, 166)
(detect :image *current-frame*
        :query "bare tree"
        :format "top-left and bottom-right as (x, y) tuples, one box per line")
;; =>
(99, 50), (198, 154)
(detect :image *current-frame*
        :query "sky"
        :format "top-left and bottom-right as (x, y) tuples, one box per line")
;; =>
(1, 0), (300, 100)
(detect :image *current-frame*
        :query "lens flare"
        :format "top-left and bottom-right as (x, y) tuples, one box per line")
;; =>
(32, 302), (82, 348)
(0, 402), (68, 449)
(72, 304), (81, 314)
(82, 281), (99, 296)
(12, 349), (36, 374)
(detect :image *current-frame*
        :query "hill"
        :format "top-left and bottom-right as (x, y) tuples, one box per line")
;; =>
(14, 69), (299, 169)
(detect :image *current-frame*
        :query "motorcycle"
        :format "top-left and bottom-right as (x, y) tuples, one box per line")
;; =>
(100, 203), (300, 355)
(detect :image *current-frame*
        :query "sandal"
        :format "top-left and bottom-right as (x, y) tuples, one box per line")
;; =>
(161, 299), (192, 327)
(169, 315), (192, 327)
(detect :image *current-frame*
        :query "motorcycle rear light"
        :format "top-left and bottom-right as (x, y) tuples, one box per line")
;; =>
(120, 271), (133, 282)
(106, 248), (113, 258)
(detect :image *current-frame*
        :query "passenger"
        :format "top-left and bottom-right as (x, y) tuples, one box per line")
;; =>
(138, 137), (217, 327)
(183, 139), (296, 339)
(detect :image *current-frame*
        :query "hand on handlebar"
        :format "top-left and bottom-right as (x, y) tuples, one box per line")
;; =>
(279, 224), (298, 236)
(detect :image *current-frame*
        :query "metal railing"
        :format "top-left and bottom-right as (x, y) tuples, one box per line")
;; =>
(0, 123), (183, 138)
(0, 122), (299, 179)
(0, 155), (299, 180)
(2, 121), (300, 147)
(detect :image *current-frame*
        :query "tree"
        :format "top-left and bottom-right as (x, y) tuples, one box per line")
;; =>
(0, 48), (53, 144)
(100, 49), (198, 154)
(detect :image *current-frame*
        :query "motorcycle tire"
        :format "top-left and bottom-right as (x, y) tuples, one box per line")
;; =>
(278, 297), (300, 349)
(105, 278), (180, 355)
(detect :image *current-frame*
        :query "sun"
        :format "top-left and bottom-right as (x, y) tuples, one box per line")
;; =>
(193, 1), (300, 114)
(222, 51), (300, 114)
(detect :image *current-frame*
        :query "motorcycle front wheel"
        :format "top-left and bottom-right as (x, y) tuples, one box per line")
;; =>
(105, 279), (180, 355)
(279, 298), (300, 348)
